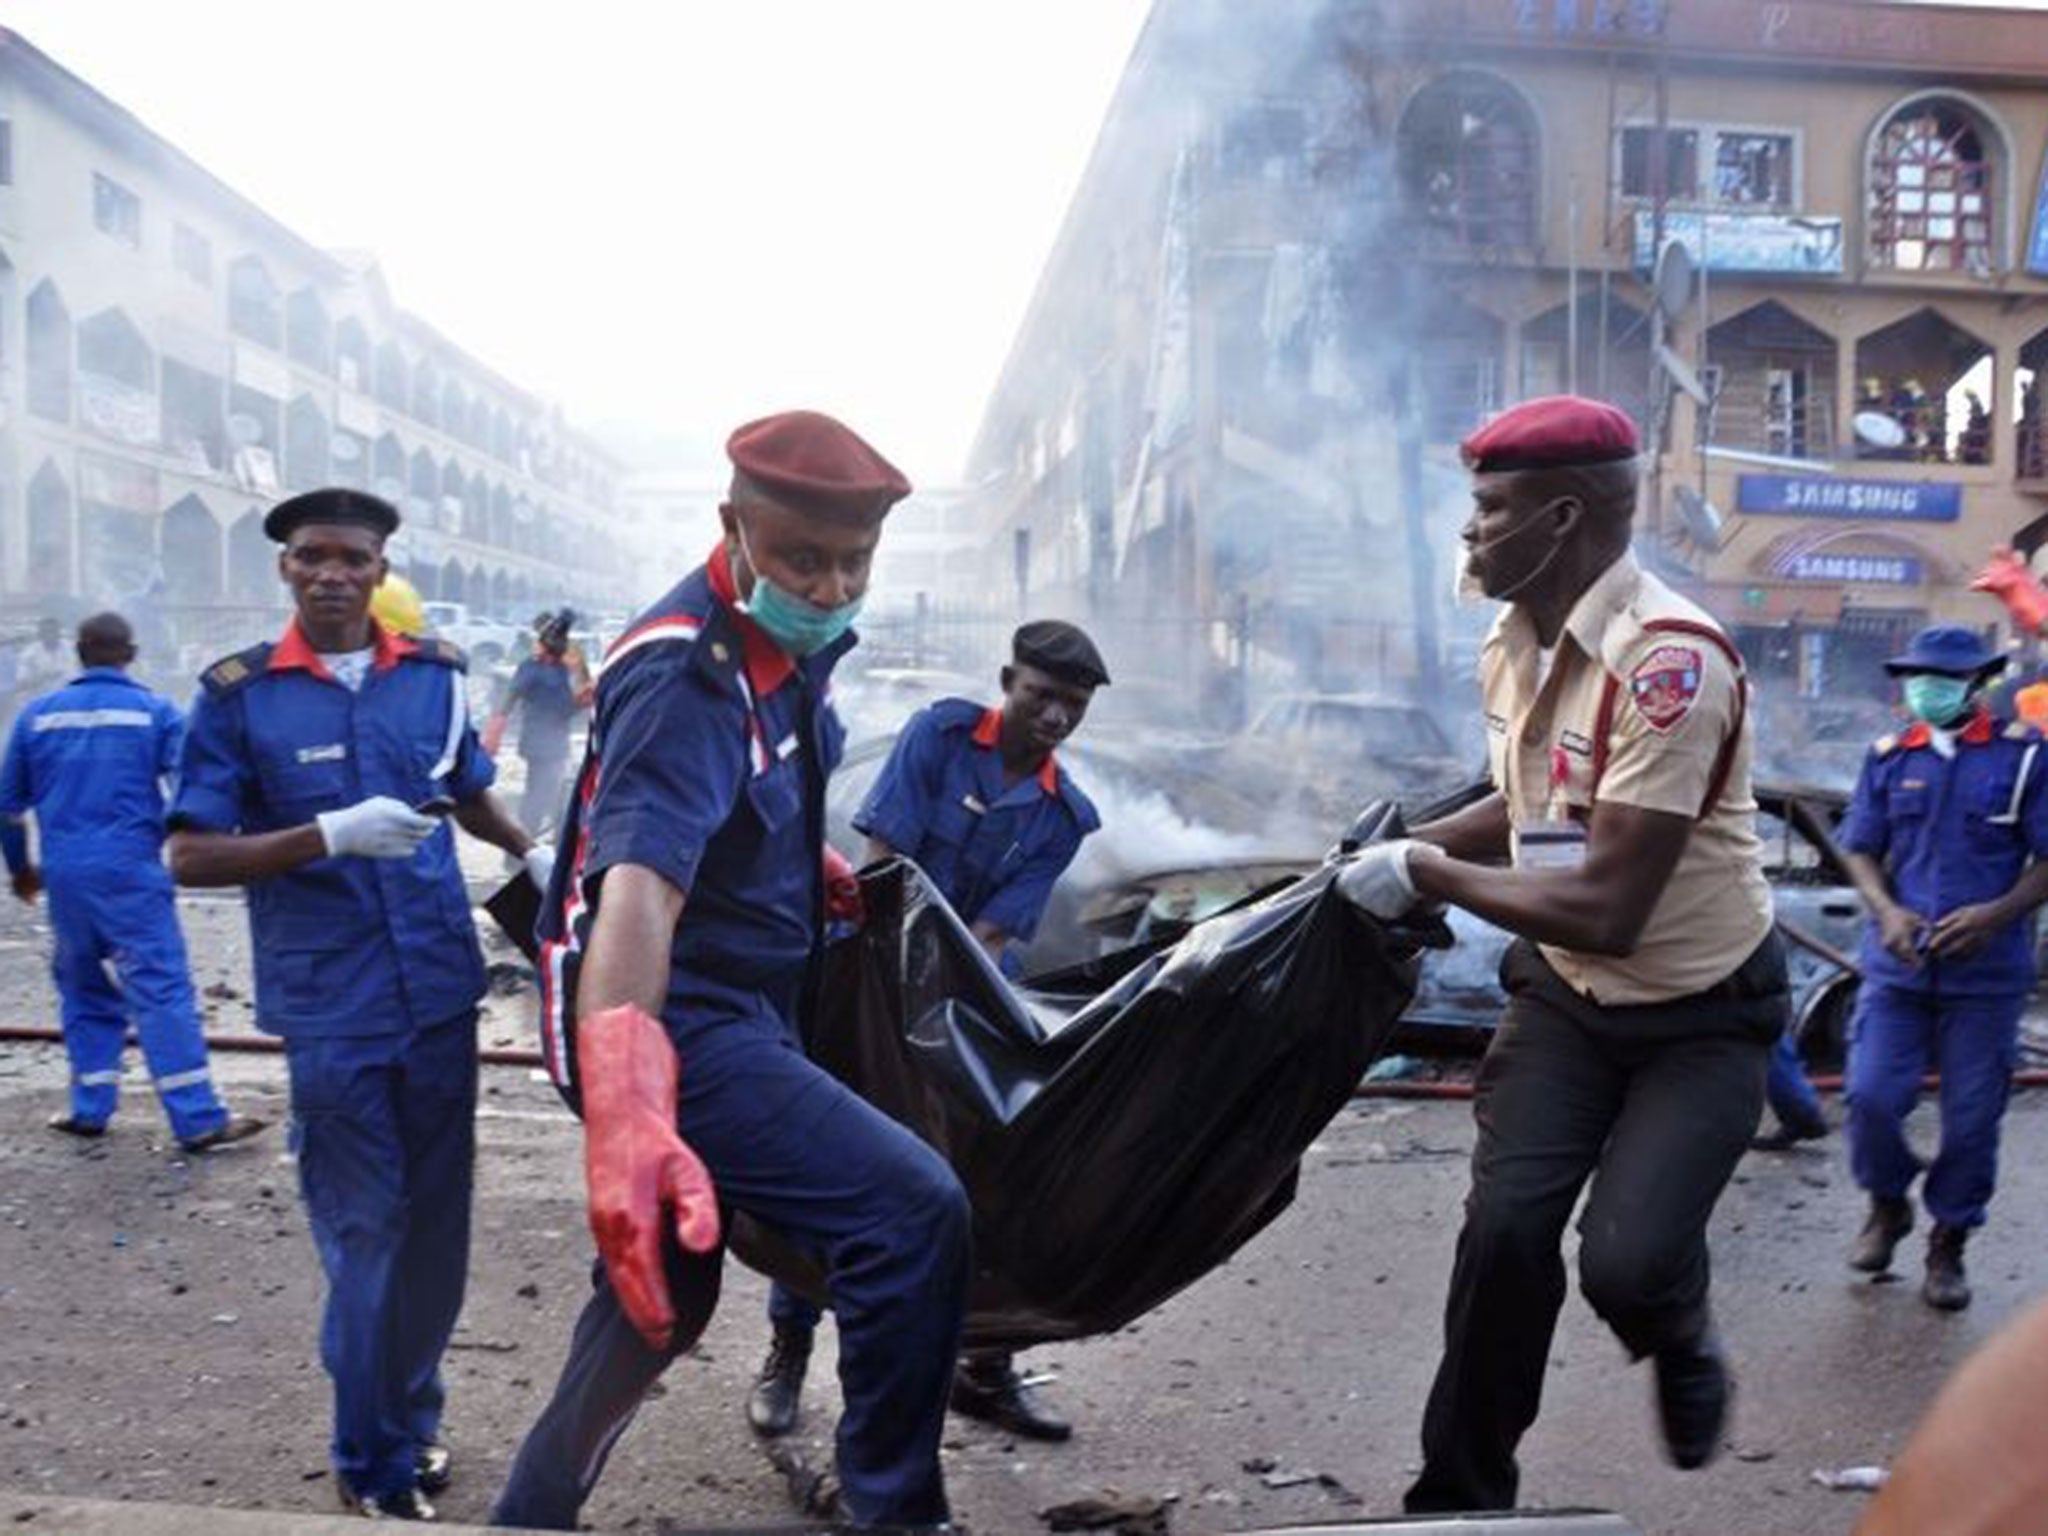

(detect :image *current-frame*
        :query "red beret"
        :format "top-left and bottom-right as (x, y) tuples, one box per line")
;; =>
(1460, 395), (1640, 473)
(726, 410), (911, 522)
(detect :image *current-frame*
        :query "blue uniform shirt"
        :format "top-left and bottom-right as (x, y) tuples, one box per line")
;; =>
(536, 546), (850, 1089)
(505, 653), (581, 759)
(853, 697), (1099, 949)
(169, 621), (494, 1038)
(1840, 711), (2048, 996)
(0, 668), (184, 872)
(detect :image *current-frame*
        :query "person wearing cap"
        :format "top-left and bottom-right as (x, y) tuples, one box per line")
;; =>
(493, 410), (968, 1533)
(745, 618), (1106, 1447)
(0, 612), (265, 1152)
(483, 608), (593, 838)
(165, 488), (552, 1521)
(1335, 396), (1789, 1512)
(1834, 625), (2048, 1312)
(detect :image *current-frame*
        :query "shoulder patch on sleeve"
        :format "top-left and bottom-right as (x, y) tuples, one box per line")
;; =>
(1875, 732), (1899, 757)
(2006, 720), (2040, 742)
(199, 643), (272, 697)
(412, 637), (469, 672)
(1626, 643), (1706, 733)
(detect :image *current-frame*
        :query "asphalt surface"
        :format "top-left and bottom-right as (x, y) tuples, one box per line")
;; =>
(2, 878), (2045, 1536)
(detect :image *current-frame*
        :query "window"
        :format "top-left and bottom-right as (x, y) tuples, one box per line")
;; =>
(228, 256), (282, 347)
(1397, 74), (1538, 252)
(1870, 99), (1996, 273)
(0, 121), (14, 186)
(173, 224), (211, 286)
(1619, 127), (1699, 201)
(92, 173), (141, 248)
(1620, 125), (1794, 209)
(1714, 133), (1793, 206)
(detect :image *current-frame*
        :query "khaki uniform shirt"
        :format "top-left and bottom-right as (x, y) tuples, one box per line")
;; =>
(1479, 551), (1773, 1005)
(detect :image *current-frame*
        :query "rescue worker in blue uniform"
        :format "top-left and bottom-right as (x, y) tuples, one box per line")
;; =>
(492, 411), (969, 1534)
(0, 612), (265, 1151)
(485, 609), (590, 837)
(747, 620), (1106, 1445)
(166, 488), (551, 1521)
(1837, 625), (2048, 1311)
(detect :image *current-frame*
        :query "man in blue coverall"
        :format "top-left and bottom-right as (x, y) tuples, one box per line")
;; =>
(492, 410), (969, 1534)
(1837, 624), (2048, 1312)
(485, 608), (589, 837)
(0, 612), (264, 1151)
(166, 488), (551, 1521)
(748, 620), (1106, 1446)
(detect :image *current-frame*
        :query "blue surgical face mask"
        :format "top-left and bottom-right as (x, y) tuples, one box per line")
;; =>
(1903, 674), (1973, 727)
(733, 524), (862, 657)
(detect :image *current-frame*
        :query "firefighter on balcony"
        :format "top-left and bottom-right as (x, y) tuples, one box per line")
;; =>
(1837, 625), (2048, 1312)
(747, 620), (1107, 1446)
(166, 488), (551, 1520)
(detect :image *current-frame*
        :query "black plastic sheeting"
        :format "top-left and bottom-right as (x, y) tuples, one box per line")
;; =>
(728, 820), (1427, 1351)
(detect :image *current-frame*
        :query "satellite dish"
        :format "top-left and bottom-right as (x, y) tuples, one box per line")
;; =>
(1674, 486), (1725, 551)
(1653, 237), (1696, 323)
(1854, 411), (1908, 449)
(226, 413), (264, 446)
(328, 434), (361, 464)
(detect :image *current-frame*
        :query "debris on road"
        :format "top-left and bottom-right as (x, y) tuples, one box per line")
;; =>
(1812, 1465), (1889, 1491)
(1039, 1490), (1174, 1534)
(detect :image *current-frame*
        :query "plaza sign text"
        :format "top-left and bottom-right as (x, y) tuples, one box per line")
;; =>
(1735, 474), (1961, 522)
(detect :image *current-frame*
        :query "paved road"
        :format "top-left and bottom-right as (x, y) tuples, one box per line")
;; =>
(1, 889), (2044, 1534)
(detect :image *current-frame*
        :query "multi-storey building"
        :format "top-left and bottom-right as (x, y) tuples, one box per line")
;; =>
(0, 28), (627, 646)
(966, 0), (2048, 701)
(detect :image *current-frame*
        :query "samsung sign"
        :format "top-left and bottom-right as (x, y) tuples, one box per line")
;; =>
(1780, 552), (1923, 586)
(1735, 474), (1961, 522)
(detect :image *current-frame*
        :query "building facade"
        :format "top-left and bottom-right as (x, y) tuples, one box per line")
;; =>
(0, 28), (627, 652)
(965, 0), (2048, 703)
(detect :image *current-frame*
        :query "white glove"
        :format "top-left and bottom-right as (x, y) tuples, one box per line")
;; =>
(523, 843), (557, 891)
(1335, 839), (1440, 920)
(315, 796), (438, 860)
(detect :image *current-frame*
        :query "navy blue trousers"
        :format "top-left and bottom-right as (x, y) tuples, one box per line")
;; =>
(493, 1011), (970, 1530)
(47, 862), (228, 1141)
(1764, 1029), (1826, 1136)
(288, 1012), (478, 1501)
(1845, 983), (2023, 1229)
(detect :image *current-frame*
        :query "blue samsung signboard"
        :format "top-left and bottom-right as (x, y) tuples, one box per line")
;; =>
(1735, 473), (1961, 522)
(1780, 552), (1924, 586)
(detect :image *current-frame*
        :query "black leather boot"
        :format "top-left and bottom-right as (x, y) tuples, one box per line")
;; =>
(950, 1352), (1072, 1442)
(1923, 1224), (1972, 1311)
(747, 1323), (813, 1437)
(1849, 1195), (1914, 1274)
(1652, 1324), (1730, 1471)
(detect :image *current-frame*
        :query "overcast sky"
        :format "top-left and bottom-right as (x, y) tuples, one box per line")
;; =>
(5, 2), (1152, 483)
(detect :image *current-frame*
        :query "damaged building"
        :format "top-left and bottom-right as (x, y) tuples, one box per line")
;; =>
(0, 28), (625, 656)
(964, 0), (2048, 711)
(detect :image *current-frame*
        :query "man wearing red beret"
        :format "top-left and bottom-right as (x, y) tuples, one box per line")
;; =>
(493, 410), (969, 1533)
(1335, 395), (1786, 1511)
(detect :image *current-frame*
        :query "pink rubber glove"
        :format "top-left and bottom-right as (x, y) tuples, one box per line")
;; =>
(823, 845), (865, 926)
(577, 1003), (721, 1351)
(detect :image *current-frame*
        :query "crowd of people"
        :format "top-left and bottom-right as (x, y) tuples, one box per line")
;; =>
(0, 398), (2042, 1531)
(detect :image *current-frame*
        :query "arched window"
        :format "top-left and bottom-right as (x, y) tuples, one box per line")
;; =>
(285, 395), (331, 490)
(373, 432), (406, 501)
(28, 460), (73, 594)
(412, 357), (439, 427)
(287, 288), (331, 372)
(228, 509), (273, 603)
(443, 377), (468, 442)
(335, 317), (371, 393)
(228, 257), (282, 347)
(27, 280), (72, 423)
(78, 308), (153, 391)
(161, 495), (222, 602)
(1396, 72), (1538, 254)
(375, 340), (408, 411)
(1869, 97), (1999, 274)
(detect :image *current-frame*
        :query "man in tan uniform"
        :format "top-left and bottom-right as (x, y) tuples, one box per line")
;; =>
(1337, 395), (1788, 1513)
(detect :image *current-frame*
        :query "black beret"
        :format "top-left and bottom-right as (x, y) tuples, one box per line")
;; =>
(263, 488), (401, 544)
(1013, 620), (1110, 689)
